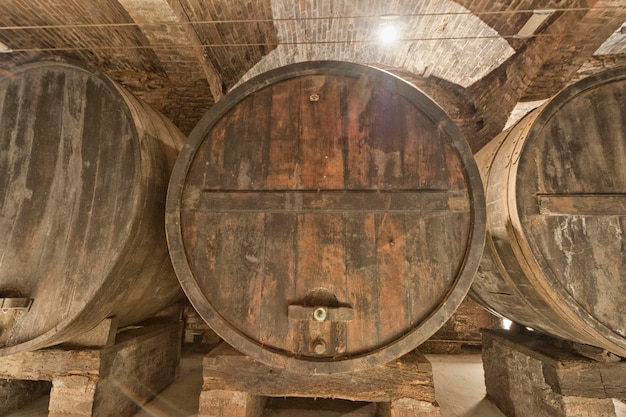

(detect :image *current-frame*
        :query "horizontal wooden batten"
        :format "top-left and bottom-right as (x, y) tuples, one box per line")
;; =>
(183, 189), (467, 213)
(538, 194), (626, 216)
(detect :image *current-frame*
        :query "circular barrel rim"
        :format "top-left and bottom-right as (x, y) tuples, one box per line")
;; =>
(0, 60), (148, 356)
(166, 60), (486, 373)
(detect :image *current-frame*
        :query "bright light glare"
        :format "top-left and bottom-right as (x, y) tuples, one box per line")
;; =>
(0, 40), (11, 53)
(502, 318), (512, 330)
(379, 24), (398, 44)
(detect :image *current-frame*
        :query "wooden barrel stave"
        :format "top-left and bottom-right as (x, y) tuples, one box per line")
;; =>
(167, 61), (485, 374)
(0, 61), (185, 355)
(471, 67), (626, 356)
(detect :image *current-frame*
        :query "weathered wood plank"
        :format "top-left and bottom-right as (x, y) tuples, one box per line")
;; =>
(376, 213), (411, 341)
(294, 213), (347, 357)
(0, 349), (102, 381)
(203, 343), (435, 402)
(266, 77), (301, 189)
(186, 190), (460, 212)
(345, 213), (381, 352)
(299, 74), (345, 190)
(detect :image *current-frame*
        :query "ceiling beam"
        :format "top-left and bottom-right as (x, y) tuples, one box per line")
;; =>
(521, 0), (626, 100)
(463, 0), (625, 151)
(116, 0), (224, 102)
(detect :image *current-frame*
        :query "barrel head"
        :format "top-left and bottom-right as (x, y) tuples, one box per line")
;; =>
(167, 61), (485, 373)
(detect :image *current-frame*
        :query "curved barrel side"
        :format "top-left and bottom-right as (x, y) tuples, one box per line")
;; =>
(0, 61), (185, 355)
(471, 67), (626, 356)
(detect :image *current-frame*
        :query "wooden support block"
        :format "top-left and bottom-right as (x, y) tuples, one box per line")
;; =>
(201, 343), (440, 416)
(482, 329), (625, 417)
(92, 321), (183, 417)
(377, 399), (441, 417)
(62, 318), (119, 349)
(0, 321), (183, 417)
(565, 341), (622, 363)
(0, 349), (101, 381)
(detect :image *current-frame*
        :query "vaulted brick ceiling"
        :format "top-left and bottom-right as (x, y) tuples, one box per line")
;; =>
(0, 0), (624, 150)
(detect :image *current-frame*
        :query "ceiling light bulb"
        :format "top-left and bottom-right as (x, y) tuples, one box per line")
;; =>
(379, 24), (398, 44)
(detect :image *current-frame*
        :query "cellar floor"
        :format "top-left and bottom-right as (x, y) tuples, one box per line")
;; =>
(6, 350), (626, 417)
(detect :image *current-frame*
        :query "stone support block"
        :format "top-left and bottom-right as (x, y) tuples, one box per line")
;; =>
(49, 376), (97, 417)
(482, 329), (625, 417)
(0, 379), (51, 415)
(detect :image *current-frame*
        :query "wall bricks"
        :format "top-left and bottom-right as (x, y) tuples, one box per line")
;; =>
(464, 0), (625, 150)
(575, 54), (626, 81)
(239, 0), (514, 88)
(178, 0), (278, 88)
(48, 376), (97, 417)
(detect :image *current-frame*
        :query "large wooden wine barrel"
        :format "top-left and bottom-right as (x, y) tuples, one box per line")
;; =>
(471, 67), (626, 357)
(0, 61), (185, 356)
(166, 61), (485, 374)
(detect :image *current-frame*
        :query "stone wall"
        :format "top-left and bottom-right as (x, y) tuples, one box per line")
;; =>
(0, 379), (51, 416)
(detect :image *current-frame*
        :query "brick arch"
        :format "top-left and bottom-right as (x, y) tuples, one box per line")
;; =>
(237, 0), (514, 89)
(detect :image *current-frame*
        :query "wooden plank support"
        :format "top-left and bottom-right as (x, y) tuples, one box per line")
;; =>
(199, 343), (440, 417)
(0, 320), (182, 417)
(482, 329), (626, 417)
(62, 317), (120, 349)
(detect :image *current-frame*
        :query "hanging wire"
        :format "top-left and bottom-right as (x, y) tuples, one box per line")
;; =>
(0, 5), (622, 52)
(3, 33), (585, 53)
(0, 6), (621, 32)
